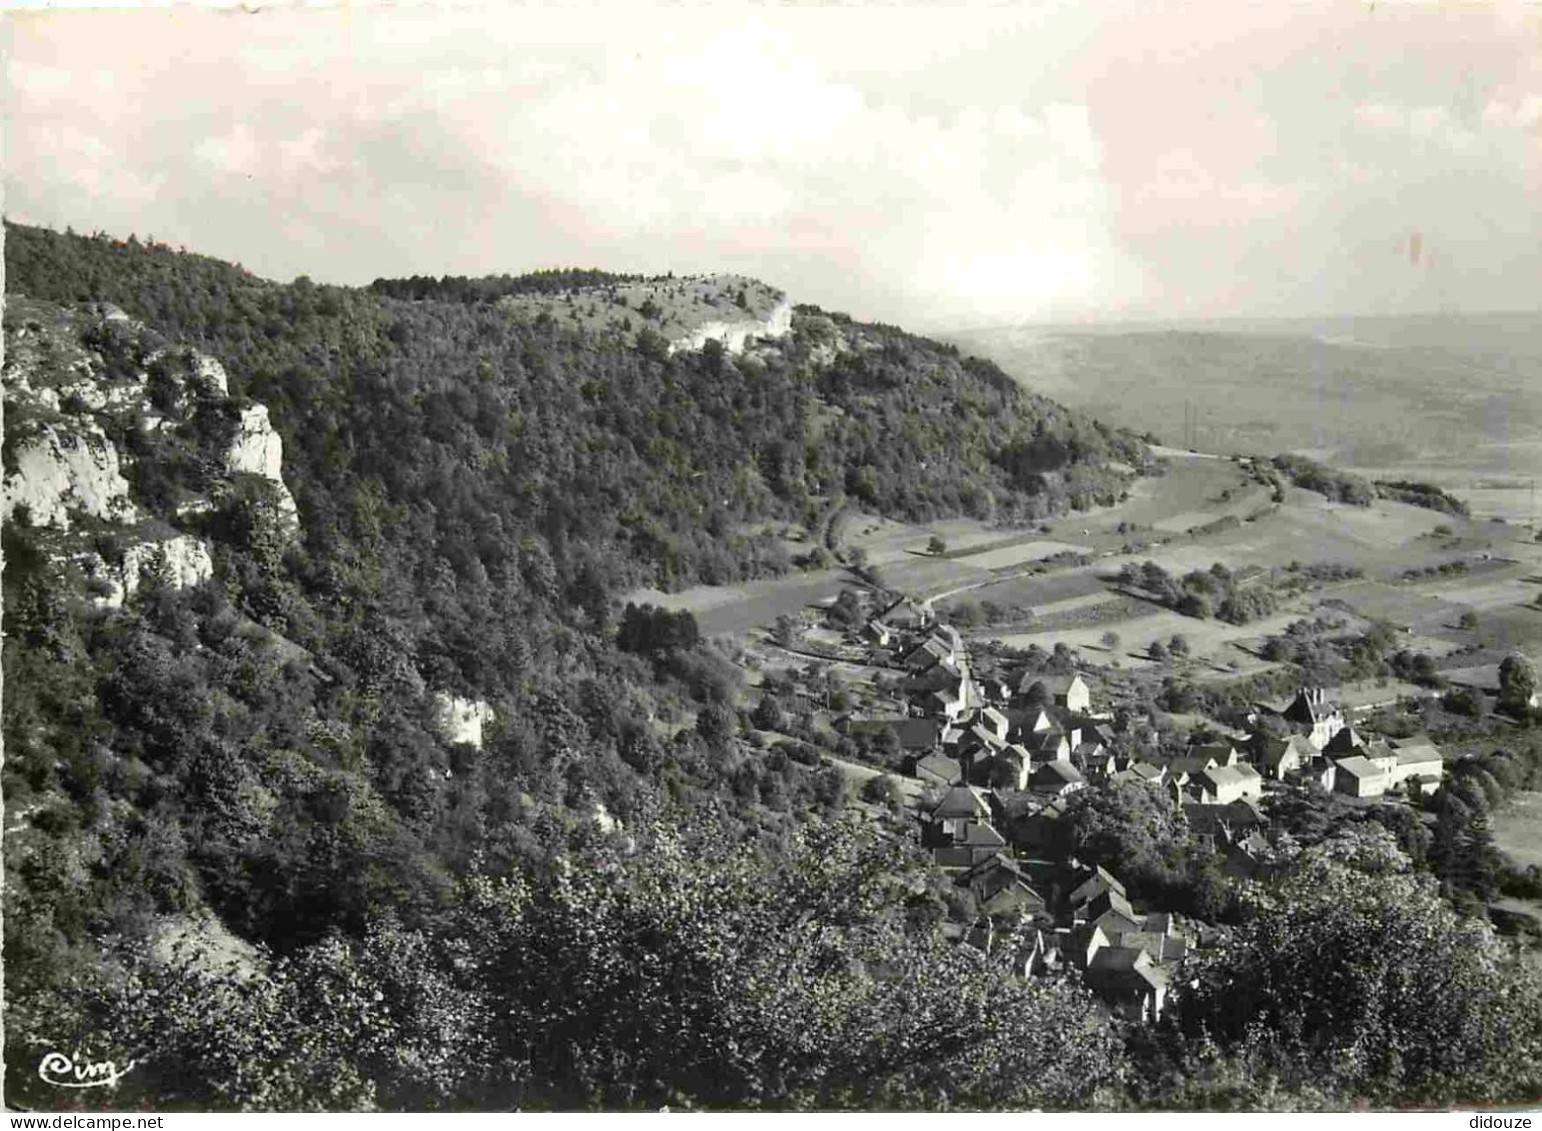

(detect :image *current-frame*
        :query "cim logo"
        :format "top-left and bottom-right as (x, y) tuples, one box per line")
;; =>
(38, 1050), (138, 1090)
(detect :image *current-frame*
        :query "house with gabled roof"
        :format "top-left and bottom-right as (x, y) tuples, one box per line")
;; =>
(1162, 753), (1219, 785)
(1075, 744), (1114, 778)
(1065, 922), (1113, 971)
(1191, 763), (1262, 805)
(909, 751), (963, 787)
(902, 635), (958, 673)
(861, 619), (893, 648)
(1332, 753), (1393, 798)
(1023, 729), (1072, 763)
(929, 686), (968, 722)
(961, 855), (1050, 920)
(1029, 759), (1086, 797)
(1323, 725), (1369, 756)
(1076, 886), (1140, 930)
(931, 819), (1007, 870)
(1067, 864), (1126, 909)
(1018, 673), (1092, 713)
(1251, 733), (1317, 780)
(1113, 760), (1166, 788)
(1085, 947), (1169, 1021)
(929, 783), (993, 826)
(971, 745), (1030, 792)
(903, 664), (958, 696)
(1111, 930), (1188, 964)
(879, 597), (933, 631)
(980, 705), (1010, 742)
(1281, 687), (1347, 750)
(1183, 798), (1267, 842)
(1185, 743), (1240, 767)
(962, 722), (1008, 756)
(1389, 738), (1443, 790)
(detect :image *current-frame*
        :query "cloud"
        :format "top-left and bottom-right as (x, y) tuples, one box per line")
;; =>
(3, 4), (1538, 322)
(1481, 94), (1542, 132)
(194, 123), (261, 176)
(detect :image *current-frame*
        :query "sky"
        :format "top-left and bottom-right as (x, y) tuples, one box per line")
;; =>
(3, 0), (1540, 330)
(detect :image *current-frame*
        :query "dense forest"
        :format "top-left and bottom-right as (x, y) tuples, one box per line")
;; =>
(5, 223), (1541, 1112)
(2, 223), (1150, 1110)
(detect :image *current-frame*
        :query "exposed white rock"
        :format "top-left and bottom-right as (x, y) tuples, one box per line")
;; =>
(434, 693), (494, 749)
(590, 800), (619, 834)
(226, 405), (284, 479)
(226, 404), (300, 529)
(2, 422), (138, 531)
(94, 302), (131, 324)
(191, 354), (229, 396)
(129, 536), (215, 591)
(77, 535), (215, 609)
(669, 299), (794, 356)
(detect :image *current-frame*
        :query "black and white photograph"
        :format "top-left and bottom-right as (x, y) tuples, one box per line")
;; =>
(4, 0), (1542, 1115)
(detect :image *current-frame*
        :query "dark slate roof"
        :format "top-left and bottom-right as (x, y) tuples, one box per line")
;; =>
(1031, 761), (1084, 786)
(1086, 947), (1168, 992)
(930, 784), (992, 819)
(893, 718), (943, 750)
(955, 820), (1007, 848)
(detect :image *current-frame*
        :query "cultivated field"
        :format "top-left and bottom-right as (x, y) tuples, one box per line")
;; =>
(954, 539), (1091, 570)
(1493, 791), (1542, 870)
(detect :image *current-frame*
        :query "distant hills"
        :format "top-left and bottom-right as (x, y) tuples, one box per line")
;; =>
(946, 313), (1542, 511)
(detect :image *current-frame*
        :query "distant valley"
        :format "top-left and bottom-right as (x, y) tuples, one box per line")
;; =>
(947, 312), (1542, 523)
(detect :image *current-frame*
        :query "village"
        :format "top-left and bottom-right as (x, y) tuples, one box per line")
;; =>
(752, 586), (1460, 1022)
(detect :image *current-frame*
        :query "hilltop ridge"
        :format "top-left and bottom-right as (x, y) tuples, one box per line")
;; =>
(372, 268), (793, 355)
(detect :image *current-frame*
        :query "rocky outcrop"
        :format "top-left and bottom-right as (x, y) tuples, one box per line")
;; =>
(2, 421), (138, 531)
(4, 296), (303, 606)
(226, 404), (300, 530)
(434, 693), (495, 749)
(669, 299), (794, 356)
(78, 535), (215, 608)
(191, 354), (229, 397)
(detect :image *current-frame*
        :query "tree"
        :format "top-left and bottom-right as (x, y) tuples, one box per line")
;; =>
(1170, 833), (1542, 1106)
(1168, 634), (1190, 657)
(695, 701), (737, 746)
(1458, 610), (1479, 631)
(478, 816), (1130, 1110)
(618, 603), (700, 655)
(860, 774), (901, 806)
(926, 535), (947, 555)
(1100, 630), (1122, 651)
(1498, 652), (1537, 715)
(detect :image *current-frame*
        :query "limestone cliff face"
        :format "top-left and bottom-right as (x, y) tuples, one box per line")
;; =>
(3, 295), (301, 602)
(225, 404), (300, 529)
(76, 535), (216, 609)
(3, 421), (138, 530)
(669, 298), (794, 356)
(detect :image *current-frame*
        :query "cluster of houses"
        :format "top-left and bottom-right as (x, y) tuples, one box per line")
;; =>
(923, 784), (1201, 1020)
(829, 595), (1449, 1019)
